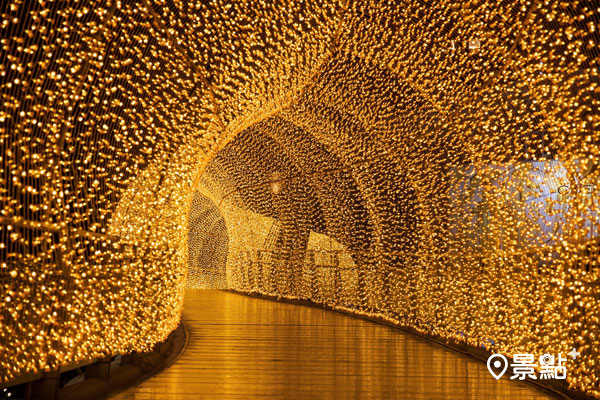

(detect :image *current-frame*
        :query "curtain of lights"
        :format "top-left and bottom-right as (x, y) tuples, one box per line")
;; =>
(187, 192), (227, 288)
(2, 0), (600, 397)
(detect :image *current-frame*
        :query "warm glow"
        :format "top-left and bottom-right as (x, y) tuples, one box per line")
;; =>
(1, 0), (599, 397)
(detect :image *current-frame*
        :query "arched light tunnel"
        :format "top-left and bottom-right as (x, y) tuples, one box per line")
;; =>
(1, 0), (599, 399)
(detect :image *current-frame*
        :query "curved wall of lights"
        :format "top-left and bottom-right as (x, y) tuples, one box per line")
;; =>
(1, 0), (599, 396)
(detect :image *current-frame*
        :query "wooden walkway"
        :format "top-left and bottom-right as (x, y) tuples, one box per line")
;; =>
(109, 290), (556, 399)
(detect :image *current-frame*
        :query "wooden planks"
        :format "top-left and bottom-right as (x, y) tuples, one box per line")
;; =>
(109, 290), (556, 399)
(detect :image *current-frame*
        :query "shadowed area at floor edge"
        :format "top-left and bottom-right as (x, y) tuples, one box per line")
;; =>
(108, 290), (557, 400)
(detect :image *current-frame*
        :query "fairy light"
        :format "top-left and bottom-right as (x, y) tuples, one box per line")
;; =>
(1, 0), (599, 397)
(192, 1), (599, 397)
(187, 192), (227, 289)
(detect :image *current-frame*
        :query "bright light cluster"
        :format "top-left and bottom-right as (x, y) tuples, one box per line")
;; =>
(2, 0), (600, 398)
(194, 1), (600, 397)
(0, 0), (335, 382)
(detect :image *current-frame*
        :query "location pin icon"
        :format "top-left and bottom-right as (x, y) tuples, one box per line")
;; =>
(487, 354), (508, 380)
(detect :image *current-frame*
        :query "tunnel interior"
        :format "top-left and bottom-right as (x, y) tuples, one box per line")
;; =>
(1, 0), (600, 398)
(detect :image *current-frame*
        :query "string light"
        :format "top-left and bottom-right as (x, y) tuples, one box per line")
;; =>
(1, 0), (599, 398)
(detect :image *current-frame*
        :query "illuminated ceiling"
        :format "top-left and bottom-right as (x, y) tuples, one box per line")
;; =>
(1, 0), (599, 397)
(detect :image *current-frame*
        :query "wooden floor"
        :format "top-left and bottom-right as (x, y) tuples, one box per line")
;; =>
(109, 290), (557, 400)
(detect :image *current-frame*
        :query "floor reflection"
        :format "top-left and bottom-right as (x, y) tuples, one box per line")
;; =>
(109, 290), (556, 399)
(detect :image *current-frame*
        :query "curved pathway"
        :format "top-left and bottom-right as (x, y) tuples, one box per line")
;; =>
(109, 290), (557, 399)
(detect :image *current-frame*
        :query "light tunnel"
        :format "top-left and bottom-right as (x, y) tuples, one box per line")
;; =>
(1, 0), (599, 399)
